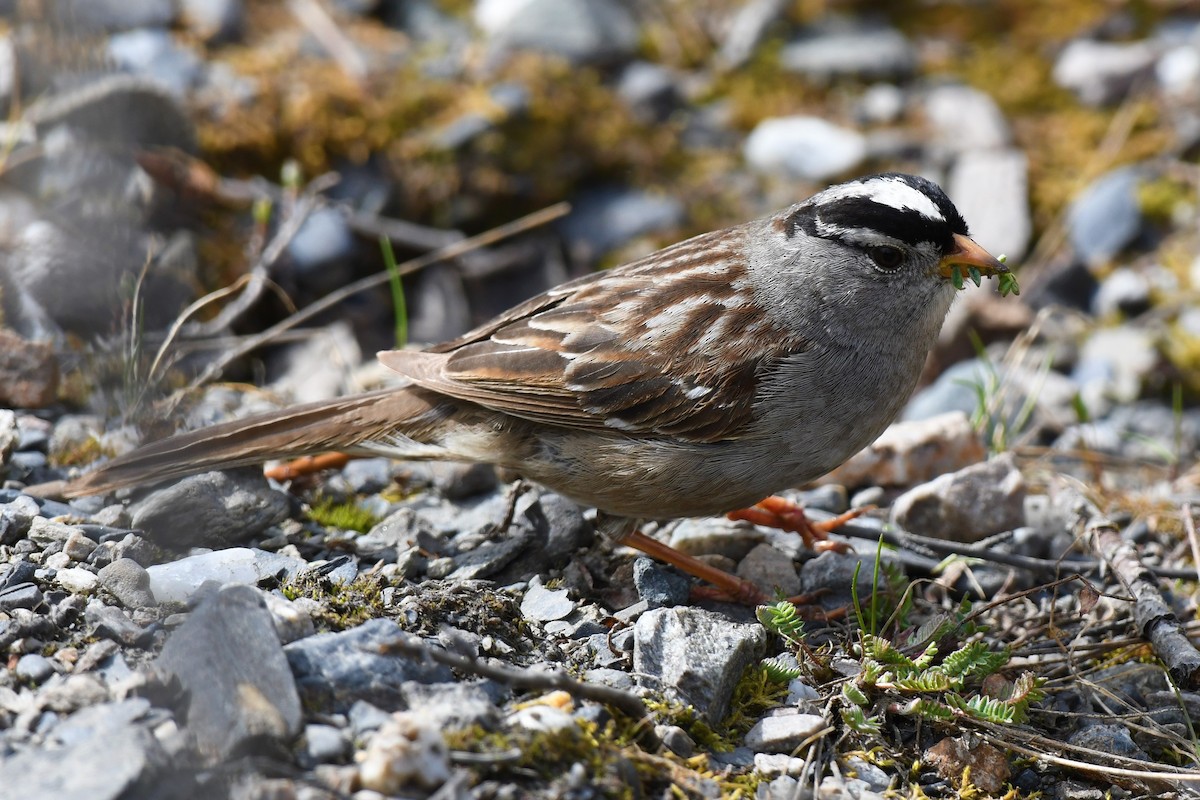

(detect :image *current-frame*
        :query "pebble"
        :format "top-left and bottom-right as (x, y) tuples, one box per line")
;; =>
(0, 582), (43, 612)
(780, 19), (915, 80)
(744, 711), (827, 753)
(55, 567), (100, 594)
(924, 84), (1010, 152)
(890, 454), (1027, 543)
(85, 602), (151, 648)
(744, 116), (867, 181)
(98, 558), (156, 609)
(735, 544), (800, 597)
(300, 723), (349, 766)
(519, 583), (575, 622)
(1053, 38), (1160, 106)
(633, 606), (766, 724)
(0, 331), (58, 409)
(481, 0), (638, 66)
(356, 711), (452, 792)
(107, 29), (205, 98)
(63, 530), (99, 562)
(1094, 267), (1152, 317)
(632, 558), (692, 608)
(129, 470), (290, 548)
(1067, 167), (1143, 266)
(146, 547), (305, 605)
(15, 653), (55, 683)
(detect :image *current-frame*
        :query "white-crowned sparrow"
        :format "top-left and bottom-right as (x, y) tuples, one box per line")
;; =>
(66, 173), (1006, 599)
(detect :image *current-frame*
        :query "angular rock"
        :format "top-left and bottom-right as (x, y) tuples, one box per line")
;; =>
(284, 619), (453, 712)
(357, 711), (452, 793)
(633, 606), (767, 723)
(156, 584), (302, 762)
(520, 584), (575, 622)
(632, 558), (692, 608)
(559, 187), (685, 265)
(799, 551), (886, 612)
(890, 454), (1026, 542)
(130, 470), (289, 547)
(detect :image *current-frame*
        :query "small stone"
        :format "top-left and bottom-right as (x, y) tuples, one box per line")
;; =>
(1093, 266), (1152, 317)
(508, 704), (574, 733)
(657, 725), (695, 758)
(1054, 38), (1159, 106)
(947, 148), (1031, 260)
(799, 551), (885, 611)
(633, 606), (767, 724)
(55, 567), (100, 594)
(107, 28), (204, 98)
(520, 584), (575, 622)
(744, 116), (866, 181)
(924, 84), (1010, 151)
(356, 711), (451, 792)
(716, 0), (788, 71)
(28, 517), (77, 547)
(0, 582), (42, 611)
(736, 544), (800, 597)
(890, 454), (1026, 542)
(754, 753), (807, 778)
(479, 0), (639, 66)
(400, 680), (501, 729)
(1067, 724), (1149, 761)
(300, 723), (348, 766)
(744, 711), (827, 753)
(1067, 167), (1143, 267)
(15, 653), (55, 683)
(780, 18), (915, 81)
(146, 547), (305, 605)
(85, 602), (150, 647)
(179, 0), (244, 42)
(260, 590), (316, 644)
(0, 497), (37, 545)
(924, 736), (1011, 794)
(823, 412), (986, 488)
(98, 558), (156, 609)
(63, 530), (99, 562)
(39, 673), (109, 713)
(632, 558), (692, 608)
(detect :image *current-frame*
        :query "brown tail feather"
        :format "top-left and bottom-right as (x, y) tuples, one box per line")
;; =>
(64, 387), (441, 497)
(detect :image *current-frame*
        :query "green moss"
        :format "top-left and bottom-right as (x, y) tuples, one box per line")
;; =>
(1138, 176), (1194, 226)
(283, 573), (386, 631)
(50, 437), (115, 468)
(305, 496), (381, 533)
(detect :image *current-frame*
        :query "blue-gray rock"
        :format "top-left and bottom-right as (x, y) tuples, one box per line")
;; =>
(284, 618), (453, 712)
(1067, 167), (1143, 266)
(383, 0), (471, 49)
(107, 29), (204, 98)
(633, 606), (767, 723)
(180, 0), (245, 42)
(0, 582), (42, 611)
(1, 558), (36, 590)
(1067, 724), (1149, 761)
(156, 584), (301, 762)
(85, 602), (151, 647)
(349, 700), (394, 735)
(780, 18), (915, 81)
(947, 148), (1031, 260)
(97, 558), (155, 609)
(632, 558), (692, 608)
(341, 457), (396, 495)
(287, 205), (356, 276)
(559, 187), (686, 265)
(903, 358), (991, 422)
(15, 653), (55, 683)
(1055, 401), (1200, 464)
(743, 116), (866, 181)
(1054, 39), (1159, 106)
(0, 700), (169, 800)
(539, 493), (593, 563)
(481, 0), (639, 66)
(129, 469), (290, 547)
(0, 497), (36, 545)
(799, 551), (884, 611)
(744, 711), (827, 753)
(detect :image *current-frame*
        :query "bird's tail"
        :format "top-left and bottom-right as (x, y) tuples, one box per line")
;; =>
(64, 386), (443, 497)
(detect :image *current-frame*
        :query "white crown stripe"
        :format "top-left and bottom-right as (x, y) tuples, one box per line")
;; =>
(819, 177), (945, 223)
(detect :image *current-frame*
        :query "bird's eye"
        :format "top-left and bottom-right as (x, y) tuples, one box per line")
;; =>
(867, 245), (904, 271)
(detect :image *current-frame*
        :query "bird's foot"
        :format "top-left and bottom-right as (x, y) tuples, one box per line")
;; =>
(726, 495), (866, 552)
(263, 453), (353, 482)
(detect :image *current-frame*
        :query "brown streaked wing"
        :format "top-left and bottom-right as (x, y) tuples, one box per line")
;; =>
(383, 223), (809, 443)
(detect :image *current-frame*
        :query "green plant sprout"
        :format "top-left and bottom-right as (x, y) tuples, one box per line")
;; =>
(949, 254), (1019, 296)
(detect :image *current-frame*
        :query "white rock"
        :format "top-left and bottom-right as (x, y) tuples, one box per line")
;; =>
(925, 85), (1010, 151)
(146, 548), (304, 605)
(1054, 39), (1159, 106)
(744, 711), (827, 752)
(744, 116), (866, 181)
(947, 148), (1031, 260)
(357, 711), (451, 792)
(55, 567), (99, 594)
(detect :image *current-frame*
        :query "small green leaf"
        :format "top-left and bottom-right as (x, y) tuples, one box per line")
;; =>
(968, 266), (982, 287)
(951, 266), (964, 290)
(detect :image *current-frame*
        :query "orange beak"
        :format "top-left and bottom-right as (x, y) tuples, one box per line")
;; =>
(937, 233), (1007, 280)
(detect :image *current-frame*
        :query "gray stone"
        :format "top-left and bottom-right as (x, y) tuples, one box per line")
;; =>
(284, 619), (453, 712)
(15, 653), (55, 683)
(857, 83), (906, 124)
(520, 584), (575, 622)
(947, 149), (1031, 260)
(399, 680), (501, 728)
(145, 547), (305, 605)
(1067, 167), (1143, 266)
(559, 187), (686, 265)
(632, 558), (692, 608)
(744, 116), (866, 181)
(890, 454), (1026, 543)
(97, 558), (155, 609)
(0, 582), (42, 611)
(481, 0), (638, 66)
(0, 409), (16, 467)
(259, 590), (316, 644)
(156, 584), (301, 762)
(85, 602), (150, 648)
(299, 723), (348, 766)
(539, 493), (593, 563)
(799, 551), (884, 611)
(781, 19), (915, 80)
(1072, 326), (1157, 408)
(287, 206), (356, 275)
(180, 0), (244, 42)
(736, 543), (800, 597)
(55, 567), (99, 594)
(633, 606), (767, 723)
(57, 0), (176, 31)
(744, 711), (827, 753)
(1067, 724), (1149, 761)
(62, 530), (98, 562)
(1093, 266), (1152, 317)
(1054, 39), (1159, 106)
(924, 84), (1010, 151)
(0, 496), (36, 545)
(0, 701), (167, 800)
(616, 61), (681, 121)
(129, 469), (289, 547)
(268, 322), (361, 405)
